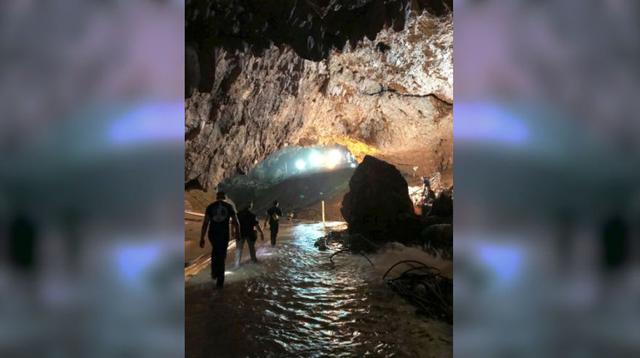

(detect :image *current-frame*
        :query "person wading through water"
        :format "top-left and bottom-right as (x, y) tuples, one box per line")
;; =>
(236, 201), (264, 267)
(199, 191), (239, 289)
(264, 200), (283, 246)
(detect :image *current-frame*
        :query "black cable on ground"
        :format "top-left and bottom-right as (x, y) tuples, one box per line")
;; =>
(329, 249), (350, 265)
(329, 249), (374, 267)
(383, 259), (452, 323)
(358, 252), (374, 266)
(382, 260), (440, 280)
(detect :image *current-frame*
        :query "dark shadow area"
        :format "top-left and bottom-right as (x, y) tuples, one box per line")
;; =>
(186, 0), (452, 93)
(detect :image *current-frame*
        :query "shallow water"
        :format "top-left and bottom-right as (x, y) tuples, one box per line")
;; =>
(186, 223), (451, 358)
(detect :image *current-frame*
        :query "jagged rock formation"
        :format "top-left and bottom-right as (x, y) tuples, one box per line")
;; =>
(185, 0), (453, 190)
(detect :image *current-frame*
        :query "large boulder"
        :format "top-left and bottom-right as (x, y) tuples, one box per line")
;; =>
(341, 155), (417, 242)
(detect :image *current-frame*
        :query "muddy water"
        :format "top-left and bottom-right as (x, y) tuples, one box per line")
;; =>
(186, 223), (451, 358)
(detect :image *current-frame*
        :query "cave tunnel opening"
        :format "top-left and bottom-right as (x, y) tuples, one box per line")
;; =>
(219, 145), (357, 222)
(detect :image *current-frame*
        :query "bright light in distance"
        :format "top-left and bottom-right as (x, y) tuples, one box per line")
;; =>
(293, 148), (351, 173)
(326, 149), (342, 169)
(308, 150), (324, 167)
(295, 159), (307, 170)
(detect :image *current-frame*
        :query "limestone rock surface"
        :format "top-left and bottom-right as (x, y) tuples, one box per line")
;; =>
(186, 0), (453, 190)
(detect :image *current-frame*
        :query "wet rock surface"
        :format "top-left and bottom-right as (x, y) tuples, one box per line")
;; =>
(341, 155), (415, 241)
(185, 0), (453, 190)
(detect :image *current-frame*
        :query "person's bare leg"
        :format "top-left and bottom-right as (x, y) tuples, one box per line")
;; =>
(235, 237), (245, 268)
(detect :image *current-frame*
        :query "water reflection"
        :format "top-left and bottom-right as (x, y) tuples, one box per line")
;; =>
(186, 223), (451, 357)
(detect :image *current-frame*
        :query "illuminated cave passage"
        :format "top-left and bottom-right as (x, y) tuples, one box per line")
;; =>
(185, 1), (453, 357)
(219, 145), (357, 222)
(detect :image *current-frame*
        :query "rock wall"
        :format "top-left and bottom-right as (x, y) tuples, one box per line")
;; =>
(185, 0), (453, 190)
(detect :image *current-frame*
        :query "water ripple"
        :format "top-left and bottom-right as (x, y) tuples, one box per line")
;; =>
(186, 223), (451, 358)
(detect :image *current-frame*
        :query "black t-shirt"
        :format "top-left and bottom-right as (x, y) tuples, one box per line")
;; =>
(237, 208), (258, 239)
(205, 200), (236, 241)
(267, 206), (282, 225)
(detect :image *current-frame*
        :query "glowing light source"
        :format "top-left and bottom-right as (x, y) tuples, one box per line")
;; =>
(323, 136), (378, 162)
(326, 149), (342, 169)
(295, 159), (307, 170)
(309, 150), (323, 167)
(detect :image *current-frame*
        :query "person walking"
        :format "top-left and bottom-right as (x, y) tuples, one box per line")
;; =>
(264, 200), (282, 246)
(420, 176), (436, 217)
(236, 202), (264, 267)
(199, 191), (240, 289)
